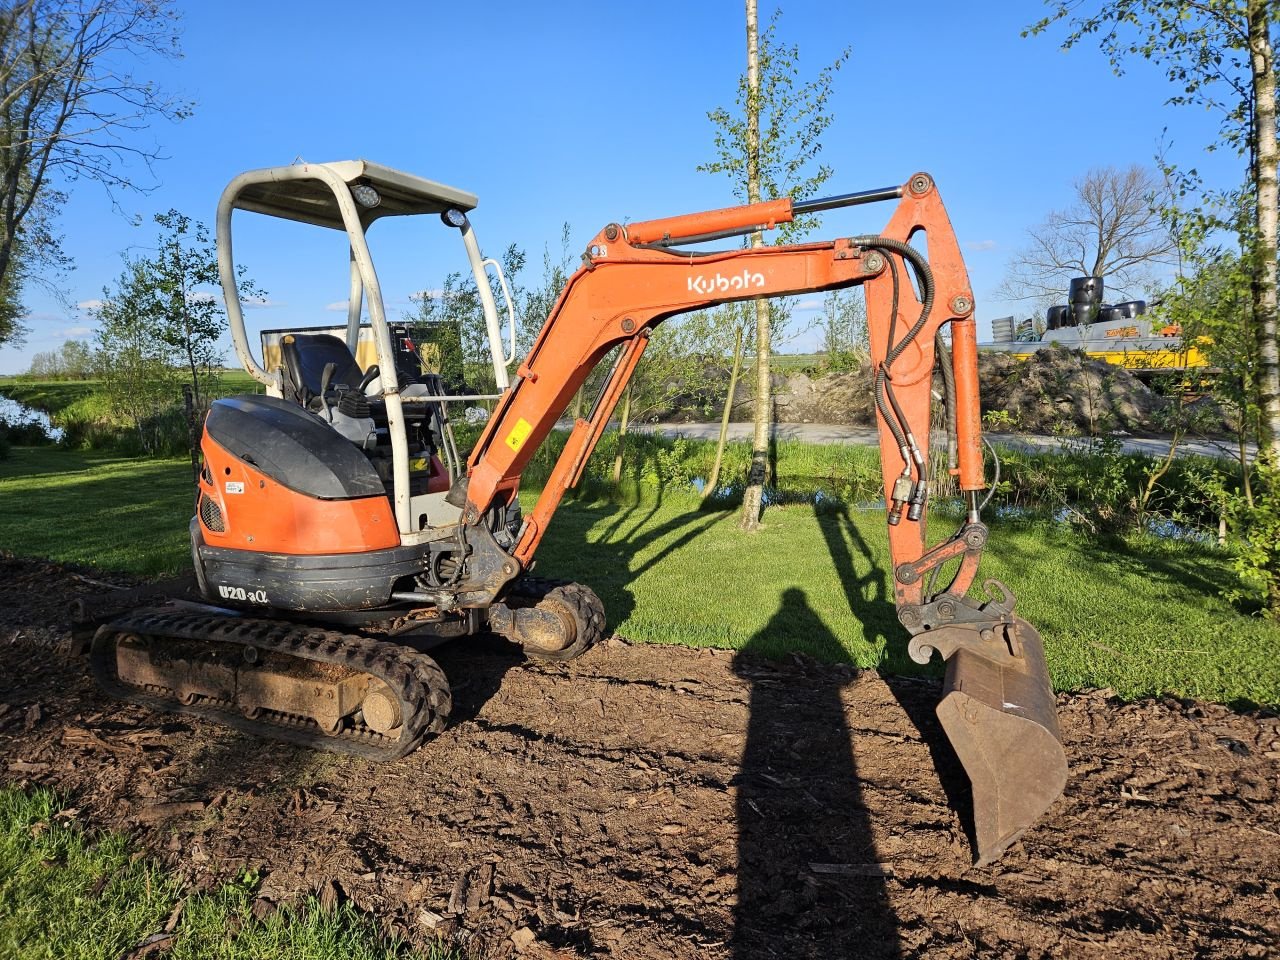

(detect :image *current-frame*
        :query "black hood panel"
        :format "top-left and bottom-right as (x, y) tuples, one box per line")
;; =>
(205, 395), (384, 500)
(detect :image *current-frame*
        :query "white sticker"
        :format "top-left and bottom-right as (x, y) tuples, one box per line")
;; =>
(225, 481), (245, 494)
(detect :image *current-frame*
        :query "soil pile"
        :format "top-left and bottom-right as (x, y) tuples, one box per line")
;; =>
(658, 348), (1195, 438)
(977, 348), (1171, 435)
(1, 555), (1277, 959)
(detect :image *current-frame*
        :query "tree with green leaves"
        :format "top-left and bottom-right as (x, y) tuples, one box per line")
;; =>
(818, 287), (868, 373)
(93, 210), (258, 450)
(405, 244), (526, 397)
(520, 223), (573, 352)
(700, 3), (848, 530)
(0, 0), (189, 347)
(1028, 0), (1279, 460)
(608, 314), (724, 485)
(25, 336), (91, 379)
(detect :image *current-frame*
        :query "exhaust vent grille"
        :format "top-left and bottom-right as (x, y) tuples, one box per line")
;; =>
(199, 494), (225, 533)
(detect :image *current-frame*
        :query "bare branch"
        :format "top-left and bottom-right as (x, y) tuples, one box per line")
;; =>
(999, 165), (1177, 312)
(0, 0), (190, 345)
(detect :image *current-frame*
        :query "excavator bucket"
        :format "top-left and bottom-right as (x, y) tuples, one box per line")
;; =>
(932, 617), (1067, 866)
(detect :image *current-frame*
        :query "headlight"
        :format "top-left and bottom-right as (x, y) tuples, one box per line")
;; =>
(351, 183), (381, 208)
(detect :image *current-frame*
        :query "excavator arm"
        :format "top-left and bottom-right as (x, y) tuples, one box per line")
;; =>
(459, 174), (1067, 865)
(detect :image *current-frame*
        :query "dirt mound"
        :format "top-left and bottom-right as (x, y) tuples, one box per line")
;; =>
(978, 347), (1171, 435)
(660, 348), (1188, 437)
(1, 555), (1277, 959)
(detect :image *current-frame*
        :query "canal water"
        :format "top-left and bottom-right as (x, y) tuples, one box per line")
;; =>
(0, 394), (64, 441)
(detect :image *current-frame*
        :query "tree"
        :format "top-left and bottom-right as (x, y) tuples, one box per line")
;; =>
(94, 210), (257, 449)
(405, 244), (526, 397)
(1028, 1), (1280, 459)
(25, 336), (91, 378)
(93, 258), (182, 451)
(520, 223), (573, 353)
(999, 165), (1175, 312)
(818, 286), (868, 372)
(0, 0), (189, 347)
(693, 302), (752, 498)
(608, 314), (724, 485)
(700, 5), (847, 530)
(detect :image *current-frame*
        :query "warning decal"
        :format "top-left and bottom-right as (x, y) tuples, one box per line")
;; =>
(505, 418), (534, 453)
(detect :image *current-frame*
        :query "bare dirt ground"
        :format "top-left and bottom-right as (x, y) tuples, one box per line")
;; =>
(1, 554), (1277, 959)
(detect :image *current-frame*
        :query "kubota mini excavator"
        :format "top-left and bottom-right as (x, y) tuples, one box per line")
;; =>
(81, 161), (1067, 866)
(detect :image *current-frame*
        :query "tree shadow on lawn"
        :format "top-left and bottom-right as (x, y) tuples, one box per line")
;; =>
(990, 524), (1236, 604)
(530, 490), (734, 635)
(0, 447), (184, 481)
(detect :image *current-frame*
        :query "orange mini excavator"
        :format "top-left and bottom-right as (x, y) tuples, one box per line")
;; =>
(84, 161), (1067, 866)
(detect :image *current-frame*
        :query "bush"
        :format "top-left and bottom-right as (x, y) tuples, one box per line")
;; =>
(984, 433), (1238, 540)
(1224, 461), (1280, 616)
(0, 416), (57, 456)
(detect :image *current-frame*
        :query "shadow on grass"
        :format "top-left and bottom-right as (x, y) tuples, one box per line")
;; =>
(0, 447), (185, 482)
(986, 517), (1238, 607)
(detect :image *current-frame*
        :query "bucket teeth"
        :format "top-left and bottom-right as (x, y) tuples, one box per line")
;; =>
(933, 617), (1067, 866)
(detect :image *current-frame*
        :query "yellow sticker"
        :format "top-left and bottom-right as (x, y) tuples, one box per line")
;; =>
(505, 417), (534, 453)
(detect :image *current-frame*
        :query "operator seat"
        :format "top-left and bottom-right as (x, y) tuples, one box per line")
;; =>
(280, 333), (365, 405)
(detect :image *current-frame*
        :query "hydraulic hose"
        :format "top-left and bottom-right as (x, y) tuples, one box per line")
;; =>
(858, 235), (939, 523)
(852, 235), (935, 366)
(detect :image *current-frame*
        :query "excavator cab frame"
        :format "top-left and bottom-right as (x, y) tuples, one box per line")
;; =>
(215, 160), (519, 541)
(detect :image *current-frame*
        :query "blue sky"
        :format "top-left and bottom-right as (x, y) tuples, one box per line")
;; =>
(0, 0), (1248, 374)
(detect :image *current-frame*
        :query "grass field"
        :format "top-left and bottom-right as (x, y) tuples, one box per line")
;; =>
(2, 444), (1275, 707)
(0, 787), (453, 960)
(2, 442), (1276, 954)
(0, 370), (263, 414)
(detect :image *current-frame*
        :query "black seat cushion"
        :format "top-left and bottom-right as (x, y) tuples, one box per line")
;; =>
(281, 333), (364, 402)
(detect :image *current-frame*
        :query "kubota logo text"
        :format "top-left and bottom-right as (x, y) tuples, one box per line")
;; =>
(687, 269), (766, 295)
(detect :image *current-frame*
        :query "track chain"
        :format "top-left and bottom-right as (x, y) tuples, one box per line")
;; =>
(90, 610), (451, 761)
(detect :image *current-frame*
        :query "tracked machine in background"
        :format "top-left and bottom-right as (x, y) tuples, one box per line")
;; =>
(81, 161), (1067, 865)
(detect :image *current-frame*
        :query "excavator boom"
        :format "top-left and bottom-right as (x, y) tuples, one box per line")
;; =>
(457, 173), (1068, 864)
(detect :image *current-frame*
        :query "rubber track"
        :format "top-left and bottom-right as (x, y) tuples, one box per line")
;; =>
(90, 610), (451, 762)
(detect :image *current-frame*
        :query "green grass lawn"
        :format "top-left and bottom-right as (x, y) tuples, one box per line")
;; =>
(0, 380), (100, 417)
(0, 787), (453, 960)
(2, 445), (1276, 707)
(0, 372), (263, 418)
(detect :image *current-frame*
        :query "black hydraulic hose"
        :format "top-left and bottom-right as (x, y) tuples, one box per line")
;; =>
(873, 255), (908, 452)
(852, 235), (935, 366)
(860, 235), (937, 521)
(978, 434), (1001, 513)
(867, 240), (937, 460)
(874, 374), (908, 451)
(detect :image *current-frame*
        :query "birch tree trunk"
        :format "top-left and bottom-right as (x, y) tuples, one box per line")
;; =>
(739, 0), (770, 531)
(1249, 0), (1279, 462)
